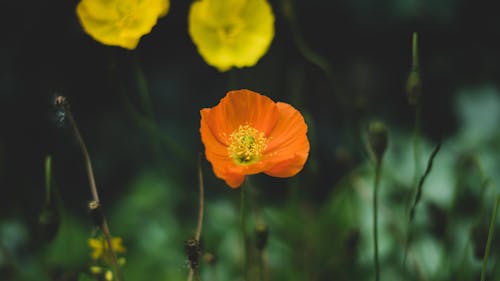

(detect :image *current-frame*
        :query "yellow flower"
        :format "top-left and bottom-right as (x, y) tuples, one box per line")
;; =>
(188, 0), (275, 71)
(76, 0), (170, 50)
(88, 236), (126, 261)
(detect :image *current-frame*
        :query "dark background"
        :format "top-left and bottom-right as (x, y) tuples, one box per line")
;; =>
(1, 0), (500, 280)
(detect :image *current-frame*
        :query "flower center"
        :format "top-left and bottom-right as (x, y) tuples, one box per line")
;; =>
(228, 125), (267, 165)
(217, 20), (245, 42)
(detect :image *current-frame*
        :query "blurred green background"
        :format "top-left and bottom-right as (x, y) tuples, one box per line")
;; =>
(1, 0), (500, 280)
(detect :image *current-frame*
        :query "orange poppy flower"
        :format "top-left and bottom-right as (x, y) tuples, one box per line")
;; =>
(200, 89), (310, 188)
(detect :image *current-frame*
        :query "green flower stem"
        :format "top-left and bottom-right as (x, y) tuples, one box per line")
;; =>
(373, 159), (382, 281)
(480, 194), (500, 281)
(412, 104), (422, 178)
(241, 180), (249, 281)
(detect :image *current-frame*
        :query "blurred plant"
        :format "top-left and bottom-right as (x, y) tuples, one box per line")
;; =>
(38, 156), (61, 242)
(76, 0), (170, 49)
(199, 89), (310, 188)
(188, 0), (275, 71)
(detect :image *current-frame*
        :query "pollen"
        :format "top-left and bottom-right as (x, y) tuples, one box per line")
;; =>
(228, 125), (267, 165)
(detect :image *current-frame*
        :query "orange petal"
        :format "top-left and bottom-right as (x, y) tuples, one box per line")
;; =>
(223, 173), (246, 188)
(264, 152), (308, 177)
(205, 89), (279, 145)
(263, 102), (309, 177)
(201, 108), (252, 188)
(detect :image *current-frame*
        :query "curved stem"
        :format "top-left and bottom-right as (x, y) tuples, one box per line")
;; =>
(61, 98), (123, 281)
(66, 109), (100, 203)
(480, 195), (500, 281)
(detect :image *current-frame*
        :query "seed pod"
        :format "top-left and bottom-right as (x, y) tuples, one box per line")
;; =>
(185, 238), (200, 270)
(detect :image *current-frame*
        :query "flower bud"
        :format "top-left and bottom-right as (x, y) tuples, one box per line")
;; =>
(367, 121), (388, 163)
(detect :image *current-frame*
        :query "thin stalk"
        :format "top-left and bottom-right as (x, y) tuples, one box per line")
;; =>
(61, 98), (123, 281)
(195, 157), (205, 242)
(480, 194), (500, 281)
(412, 104), (422, 180)
(241, 181), (248, 281)
(373, 159), (382, 281)
(65, 110), (100, 203)
(188, 157), (205, 281)
(411, 31), (422, 192)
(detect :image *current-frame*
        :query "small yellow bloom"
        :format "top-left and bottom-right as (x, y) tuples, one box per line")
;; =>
(76, 0), (170, 50)
(88, 236), (126, 261)
(188, 0), (275, 71)
(105, 270), (114, 281)
(89, 266), (103, 274)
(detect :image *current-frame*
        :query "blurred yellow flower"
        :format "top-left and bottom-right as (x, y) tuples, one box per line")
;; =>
(188, 0), (275, 71)
(76, 0), (170, 50)
(88, 236), (126, 261)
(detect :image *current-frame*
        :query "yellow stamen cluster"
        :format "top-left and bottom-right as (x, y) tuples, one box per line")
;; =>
(228, 125), (267, 165)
